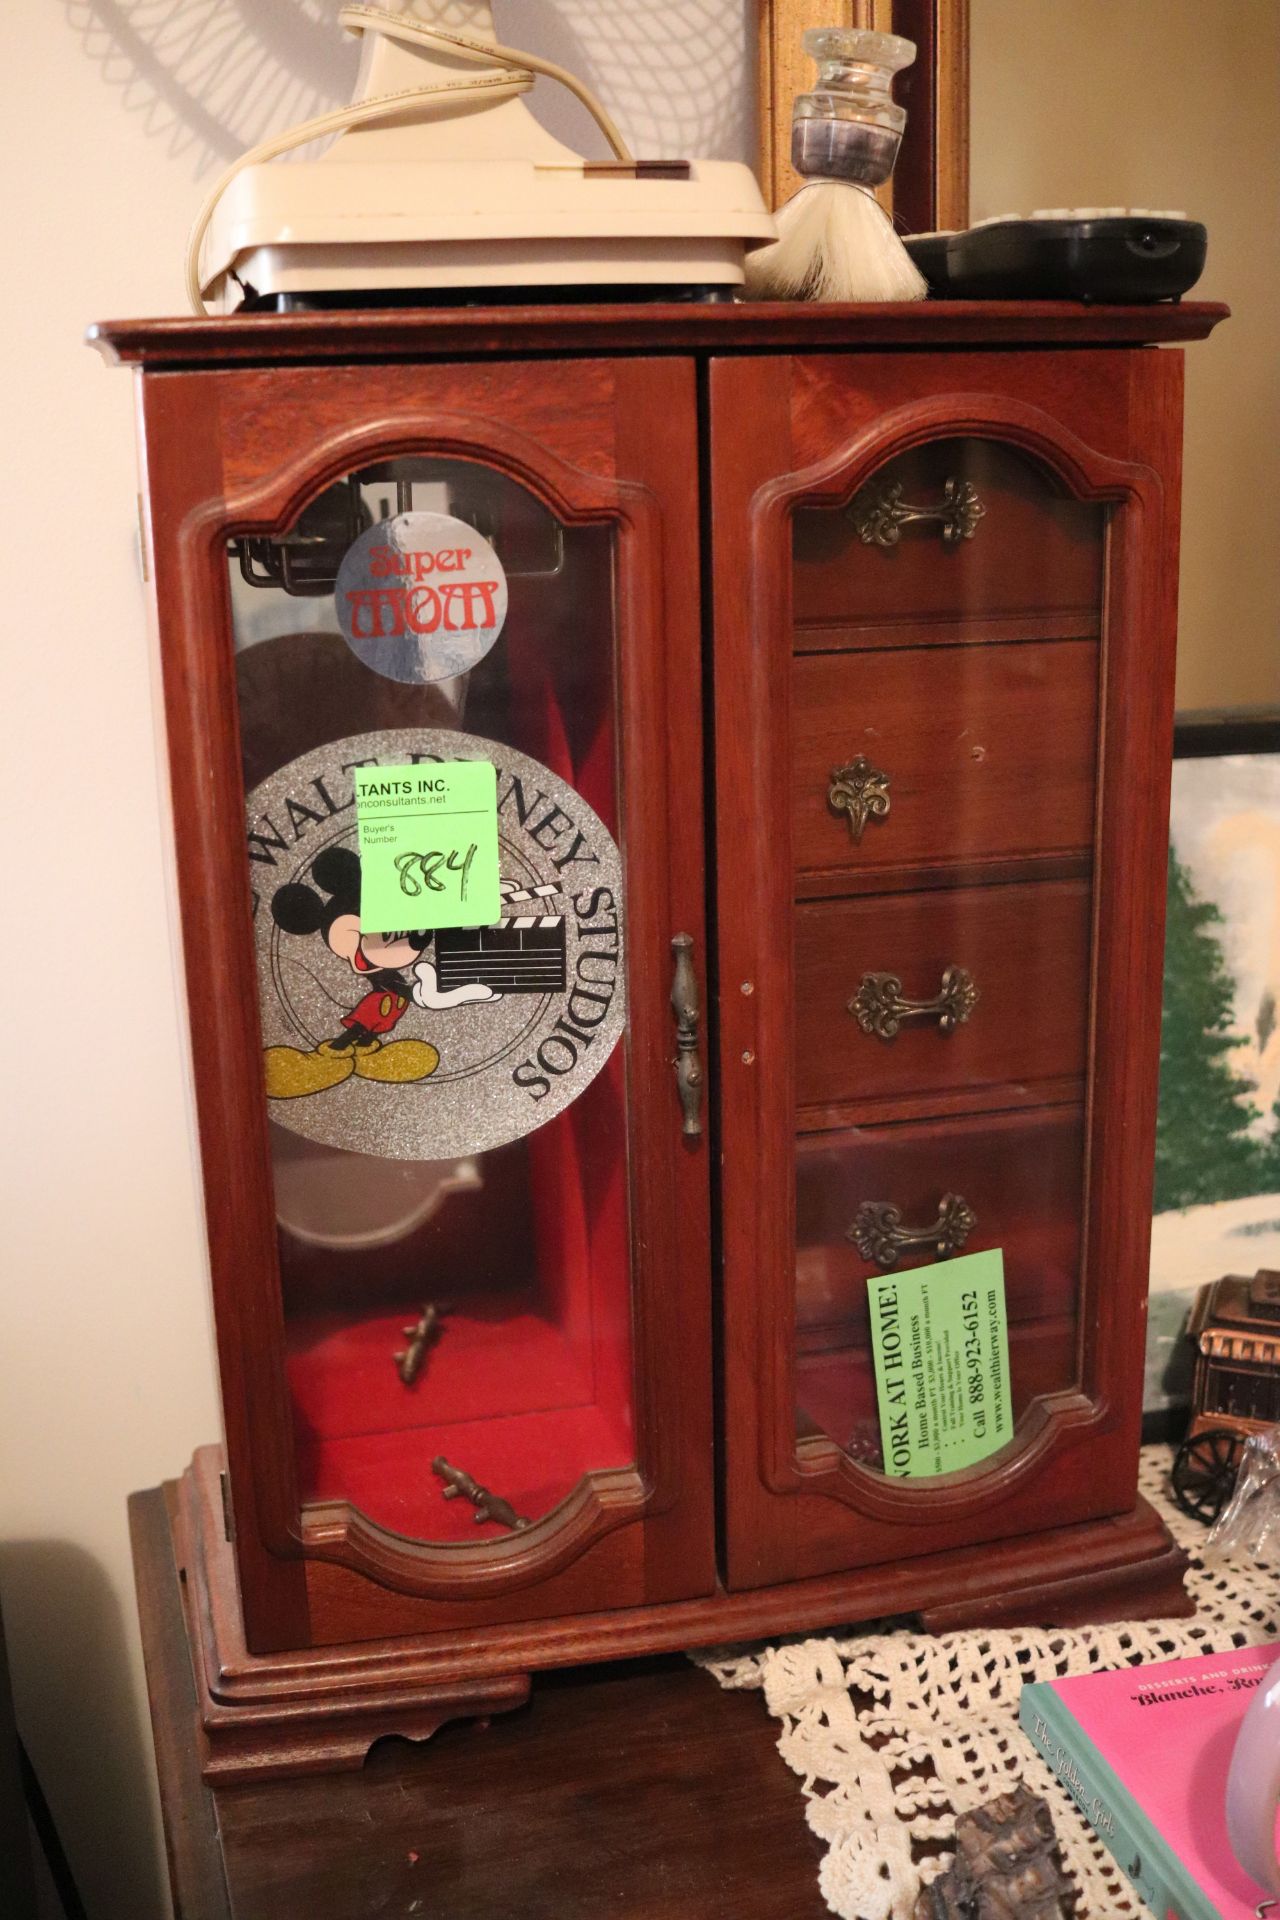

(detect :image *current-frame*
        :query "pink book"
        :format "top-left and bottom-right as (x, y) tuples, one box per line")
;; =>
(1021, 1641), (1279, 1919)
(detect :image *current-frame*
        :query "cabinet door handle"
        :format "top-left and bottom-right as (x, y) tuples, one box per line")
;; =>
(850, 966), (979, 1039)
(847, 1193), (976, 1269)
(828, 755), (891, 843)
(852, 477), (986, 549)
(670, 933), (704, 1139)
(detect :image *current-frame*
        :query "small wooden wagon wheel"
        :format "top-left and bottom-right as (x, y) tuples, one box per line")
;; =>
(1171, 1428), (1240, 1523)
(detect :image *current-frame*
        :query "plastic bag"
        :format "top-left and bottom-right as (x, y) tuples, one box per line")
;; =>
(1205, 1426), (1280, 1563)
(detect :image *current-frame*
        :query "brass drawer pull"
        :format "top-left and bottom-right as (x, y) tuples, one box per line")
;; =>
(670, 933), (704, 1138)
(828, 755), (890, 843)
(851, 965), (979, 1040)
(853, 477), (986, 549)
(847, 1192), (977, 1269)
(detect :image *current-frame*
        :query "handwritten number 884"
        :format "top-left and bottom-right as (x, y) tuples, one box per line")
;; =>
(394, 844), (478, 902)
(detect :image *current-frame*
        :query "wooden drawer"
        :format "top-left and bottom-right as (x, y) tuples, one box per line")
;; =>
(794, 1105), (1084, 1342)
(793, 438), (1104, 650)
(795, 877), (1091, 1118)
(792, 639), (1098, 883)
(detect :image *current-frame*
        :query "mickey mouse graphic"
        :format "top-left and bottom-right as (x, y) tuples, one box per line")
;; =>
(263, 845), (499, 1100)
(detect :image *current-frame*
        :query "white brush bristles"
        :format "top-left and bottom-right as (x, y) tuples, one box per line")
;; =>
(745, 181), (928, 303)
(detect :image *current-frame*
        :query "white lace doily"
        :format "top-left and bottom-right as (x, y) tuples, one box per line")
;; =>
(695, 1448), (1280, 1920)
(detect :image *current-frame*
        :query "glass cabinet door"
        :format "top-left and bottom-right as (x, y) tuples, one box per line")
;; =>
(711, 351), (1179, 1592)
(144, 355), (714, 1630)
(230, 456), (637, 1545)
(790, 436), (1104, 1477)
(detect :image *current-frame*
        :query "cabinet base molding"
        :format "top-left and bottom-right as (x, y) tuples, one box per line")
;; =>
(177, 1447), (1190, 1783)
(175, 1460), (531, 1782)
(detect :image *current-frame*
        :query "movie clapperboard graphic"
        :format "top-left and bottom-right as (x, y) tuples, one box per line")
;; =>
(434, 881), (568, 995)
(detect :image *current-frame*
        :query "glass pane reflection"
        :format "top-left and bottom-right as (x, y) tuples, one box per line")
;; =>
(791, 438), (1105, 1477)
(228, 457), (634, 1542)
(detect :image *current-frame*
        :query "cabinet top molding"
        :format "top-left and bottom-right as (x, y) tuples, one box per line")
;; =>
(89, 300), (1229, 370)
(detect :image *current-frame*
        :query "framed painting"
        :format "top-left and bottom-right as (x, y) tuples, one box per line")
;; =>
(756, 0), (969, 229)
(1145, 711), (1280, 1431)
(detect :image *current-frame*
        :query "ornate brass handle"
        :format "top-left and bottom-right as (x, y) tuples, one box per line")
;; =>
(851, 966), (979, 1040)
(847, 1193), (977, 1269)
(853, 477), (986, 549)
(670, 933), (704, 1139)
(828, 756), (890, 843)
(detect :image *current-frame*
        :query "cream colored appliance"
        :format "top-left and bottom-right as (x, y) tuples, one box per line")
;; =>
(189, 1), (775, 313)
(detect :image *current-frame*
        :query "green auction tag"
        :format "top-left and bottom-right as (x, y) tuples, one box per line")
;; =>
(353, 761), (501, 934)
(868, 1249), (1012, 1478)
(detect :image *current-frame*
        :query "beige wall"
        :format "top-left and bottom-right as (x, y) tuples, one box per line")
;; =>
(1, 17), (224, 1919)
(971, 0), (1280, 712)
(0, 7), (750, 1917)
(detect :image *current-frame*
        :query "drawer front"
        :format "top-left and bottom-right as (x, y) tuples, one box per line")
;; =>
(793, 437), (1104, 649)
(795, 1105), (1084, 1342)
(793, 639), (1099, 881)
(795, 878), (1091, 1115)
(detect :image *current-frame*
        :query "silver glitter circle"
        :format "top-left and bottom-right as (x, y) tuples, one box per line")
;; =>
(247, 728), (626, 1161)
(335, 511), (509, 685)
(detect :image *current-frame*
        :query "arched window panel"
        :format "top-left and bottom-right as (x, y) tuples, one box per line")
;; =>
(789, 436), (1108, 1481)
(227, 455), (632, 1546)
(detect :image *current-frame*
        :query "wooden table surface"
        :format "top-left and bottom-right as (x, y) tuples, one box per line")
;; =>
(130, 1486), (829, 1919)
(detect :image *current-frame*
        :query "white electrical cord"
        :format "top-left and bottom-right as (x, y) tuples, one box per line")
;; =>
(183, 3), (634, 316)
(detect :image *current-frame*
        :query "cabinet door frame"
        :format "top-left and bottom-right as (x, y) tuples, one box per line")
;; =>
(711, 348), (1183, 1590)
(140, 356), (714, 1649)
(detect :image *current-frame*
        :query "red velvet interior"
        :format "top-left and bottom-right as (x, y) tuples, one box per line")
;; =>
(280, 540), (636, 1543)
(289, 1300), (593, 1438)
(283, 1053), (634, 1541)
(302, 1407), (632, 1542)
(290, 1299), (632, 1539)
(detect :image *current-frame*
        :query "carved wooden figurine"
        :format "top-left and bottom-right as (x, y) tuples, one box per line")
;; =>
(914, 1784), (1072, 1920)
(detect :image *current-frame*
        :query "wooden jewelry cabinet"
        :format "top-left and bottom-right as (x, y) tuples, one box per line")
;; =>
(92, 299), (1226, 1778)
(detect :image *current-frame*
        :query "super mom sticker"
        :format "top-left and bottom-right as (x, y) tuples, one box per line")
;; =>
(336, 510), (508, 685)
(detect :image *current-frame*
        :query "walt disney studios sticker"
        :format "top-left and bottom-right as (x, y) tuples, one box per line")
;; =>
(246, 728), (626, 1162)
(335, 510), (508, 686)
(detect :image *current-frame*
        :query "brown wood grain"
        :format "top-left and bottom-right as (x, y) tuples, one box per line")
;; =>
(889, 0), (972, 234)
(89, 301), (1229, 371)
(175, 1446), (1189, 1783)
(139, 355), (715, 1652)
(1079, 343), (1186, 1500)
(792, 437), (1104, 636)
(129, 1488), (231, 1920)
(139, 369), (312, 1651)
(795, 1104), (1085, 1336)
(795, 877), (1091, 1113)
(794, 608), (1101, 655)
(791, 639), (1099, 886)
(136, 1481), (832, 1918)
(119, 304), (1205, 1716)
(211, 1656), (831, 1920)
(711, 344), (1188, 1591)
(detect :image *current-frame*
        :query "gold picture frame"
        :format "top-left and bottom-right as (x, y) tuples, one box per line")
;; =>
(757, 0), (969, 231)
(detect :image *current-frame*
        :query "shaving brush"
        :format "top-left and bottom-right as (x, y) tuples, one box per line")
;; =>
(746, 28), (927, 303)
